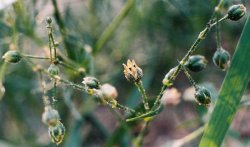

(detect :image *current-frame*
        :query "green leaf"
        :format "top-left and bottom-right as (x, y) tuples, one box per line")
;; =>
(199, 14), (250, 147)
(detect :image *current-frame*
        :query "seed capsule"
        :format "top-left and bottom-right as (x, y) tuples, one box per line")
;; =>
(48, 64), (60, 76)
(2, 50), (22, 63)
(194, 86), (211, 106)
(48, 121), (65, 145)
(42, 106), (60, 126)
(185, 55), (207, 72)
(123, 59), (143, 82)
(162, 67), (177, 86)
(82, 77), (100, 90)
(213, 48), (231, 71)
(46, 17), (52, 24)
(227, 4), (246, 21)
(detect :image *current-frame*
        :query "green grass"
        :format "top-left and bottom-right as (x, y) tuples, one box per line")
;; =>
(199, 14), (250, 147)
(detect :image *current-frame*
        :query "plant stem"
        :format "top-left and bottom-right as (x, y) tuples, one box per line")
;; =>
(23, 54), (50, 60)
(94, 0), (135, 54)
(153, 15), (228, 109)
(24, 57), (135, 114)
(135, 81), (149, 111)
(133, 121), (150, 147)
(172, 126), (204, 147)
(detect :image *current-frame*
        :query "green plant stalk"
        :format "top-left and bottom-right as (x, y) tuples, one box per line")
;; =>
(135, 81), (149, 111)
(24, 57), (136, 114)
(175, 126), (204, 147)
(152, 15), (228, 109)
(133, 121), (150, 147)
(199, 14), (250, 147)
(23, 55), (50, 60)
(51, 0), (76, 60)
(94, 0), (135, 54)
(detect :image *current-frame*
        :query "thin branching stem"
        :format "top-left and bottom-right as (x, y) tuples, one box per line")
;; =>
(94, 0), (135, 54)
(135, 80), (150, 111)
(133, 121), (150, 147)
(152, 15), (228, 109)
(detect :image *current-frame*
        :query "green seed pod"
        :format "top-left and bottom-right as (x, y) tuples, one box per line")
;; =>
(213, 48), (231, 71)
(42, 106), (60, 126)
(194, 86), (211, 106)
(162, 67), (177, 86)
(227, 4), (246, 21)
(48, 121), (65, 145)
(46, 17), (52, 24)
(82, 77), (100, 89)
(2, 50), (22, 63)
(185, 55), (207, 72)
(48, 64), (60, 76)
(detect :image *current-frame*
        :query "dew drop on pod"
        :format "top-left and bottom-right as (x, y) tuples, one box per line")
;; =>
(213, 47), (231, 71)
(48, 121), (65, 145)
(48, 64), (60, 76)
(185, 55), (207, 72)
(2, 50), (22, 63)
(227, 4), (246, 21)
(42, 106), (60, 126)
(194, 86), (211, 106)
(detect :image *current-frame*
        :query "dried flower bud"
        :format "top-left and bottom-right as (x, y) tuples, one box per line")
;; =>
(2, 50), (22, 63)
(213, 48), (231, 71)
(82, 77), (100, 90)
(48, 64), (60, 76)
(123, 59), (143, 82)
(42, 106), (60, 126)
(100, 83), (118, 100)
(46, 17), (52, 24)
(227, 4), (246, 21)
(48, 121), (65, 145)
(185, 55), (207, 72)
(195, 86), (211, 106)
(162, 67), (177, 86)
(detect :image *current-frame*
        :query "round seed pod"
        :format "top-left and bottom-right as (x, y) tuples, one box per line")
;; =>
(48, 64), (60, 76)
(213, 48), (231, 71)
(100, 83), (118, 100)
(162, 67), (177, 86)
(2, 50), (22, 63)
(42, 106), (60, 126)
(195, 86), (211, 106)
(227, 4), (246, 21)
(48, 121), (65, 145)
(185, 55), (207, 72)
(46, 17), (52, 24)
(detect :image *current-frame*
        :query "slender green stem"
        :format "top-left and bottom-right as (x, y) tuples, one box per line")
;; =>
(94, 0), (135, 54)
(52, 80), (57, 109)
(173, 126), (204, 147)
(135, 81), (149, 111)
(23, 54), (50, 60)
(38, 71), (50, 106)
(152, 15), (228, 109)
(116, 103), (136, 114)
(180, 64), (198, 89)
(133, 121), (150, 147)
(24, 57), (134, 114)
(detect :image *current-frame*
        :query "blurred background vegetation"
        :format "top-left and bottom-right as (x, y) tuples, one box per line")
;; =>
(0, 0), (249, 146)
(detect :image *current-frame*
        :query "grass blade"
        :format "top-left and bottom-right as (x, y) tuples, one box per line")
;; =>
(199, 14), (250, 147)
